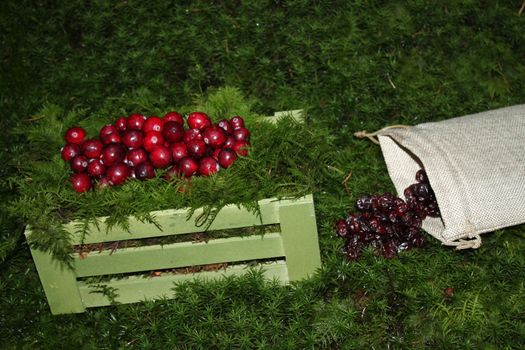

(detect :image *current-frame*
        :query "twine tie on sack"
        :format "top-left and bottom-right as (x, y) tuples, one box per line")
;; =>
(443, 234), (482, 250)
(354, 125), (411, 144)
(443, 221), (482, 250)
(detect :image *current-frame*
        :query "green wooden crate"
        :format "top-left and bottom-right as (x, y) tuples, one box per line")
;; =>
(25, 194), (321, 315)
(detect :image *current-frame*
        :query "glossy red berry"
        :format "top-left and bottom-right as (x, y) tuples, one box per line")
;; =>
(71, 173), (91, 193)
(229, 116), (245, 130)
(217, 119), (233, 134)
(162, 121), (185, 143)
(163, 111), (184, 125)
(149, 146), (172, 169)
(143, 116), (164, 133)
(183, 128), (203, 144)
(96, 176), (111, 190)
(179, 157), (199, 177)
(87, 159), (106, 177)
(134, 162), (156, 180)
(223, 136), (235, 149)
(233, 127), (250, 142)
(65, 127), (87, 145)
(102, 132), (122, 145)
(170, 142), (189, 162)
(163, 165), (180, 181)
(232, 140), (250, 156)
(218, 148), (237, 169)
(122, 130), (143, 149)
(126, 148), (148, 167)
(61, 143), (80, 162)
(187, 112), (212, 130)
(106, 163), (131, 185)
(143, 131), (164, 152)
(127, 113), (146, 130)
(99, 124), (118, 139)
(186, 139), (207, 159)
(199, 157), (220, 176)
(115, 117), (127, 131)
(71, 155), (89, 173)
(81, 139), (104, 159)
(101, 143), (126, 166)
(203, 125), (227, 149)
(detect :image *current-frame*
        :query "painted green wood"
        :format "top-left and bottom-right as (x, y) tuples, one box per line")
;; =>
(74, 232), (284, 277)
(279, 195), (321, 281)
(26, 194), (320, 314)
(65, 197), (282, 245)
(26, 232), (86, 314)
(78, 261), (289, 307)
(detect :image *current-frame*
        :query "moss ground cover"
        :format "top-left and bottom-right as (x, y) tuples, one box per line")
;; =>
(1, 1), (525, 348)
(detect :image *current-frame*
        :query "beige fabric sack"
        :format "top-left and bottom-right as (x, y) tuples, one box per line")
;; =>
(360, 105), (525, 249)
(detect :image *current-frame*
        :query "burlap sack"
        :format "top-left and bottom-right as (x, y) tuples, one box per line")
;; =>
(357, 105), (525, 249)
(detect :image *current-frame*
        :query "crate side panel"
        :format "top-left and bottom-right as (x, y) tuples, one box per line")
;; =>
(74, 232), (284, 277)
(78, 261), (289, 307)
(66, 198), (281, 245)
(279, 196), (321, 281)
(25, 229), (85, 314)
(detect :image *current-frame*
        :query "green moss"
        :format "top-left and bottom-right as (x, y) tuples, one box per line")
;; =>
(1, 1), (525, 348)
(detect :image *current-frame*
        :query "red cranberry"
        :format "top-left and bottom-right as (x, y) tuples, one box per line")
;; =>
(233, 127), (250, 142)
(217, 119), (233, 134)
(134, 162), (156, 180)
(163, 111), (184, 125)
(149, 146), (172, 169)
(230, 116), (245, 130)
(70, 173), (91, 193)
(101, 143), (126, 166)
(223, 136), (235, 149)
(199, 157), (220, 176)
(71, 155), (89, 173)
(65, 127), (87, 145)
(163, 165), (180, 181)
(162, 121), (185, 143)
(61, 143), (80, 162)
(218, 148), (237, 169)
(143, 116), (164, 133)
(87, 159), (106, 177)
(170, 142), (189, 162)
(106, 163), (131, 185)
(126, 148), (148, 167)
(203, 125), (227, 149)
(81, 139), (104, 159)
(96, 176), (111, 190)
(99, 124), (118, 139)
(179, 157), (199, 177)
(102, 132), (122, 145)
(127, 113), (146, 130)
(186, 139), (207, 159)
(187, 112), (211, 130)
(183, 128), (203, 144)
(232, 140), (250, 156)
(115, 117), (127, 131)
(211, 148), (221, 160)
(143, 131), (164, 152)
(122, 130), (143, 149)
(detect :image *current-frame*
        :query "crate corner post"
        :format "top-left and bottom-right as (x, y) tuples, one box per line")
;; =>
(279, 195), (321, 281)
(25, 230), (85, 315)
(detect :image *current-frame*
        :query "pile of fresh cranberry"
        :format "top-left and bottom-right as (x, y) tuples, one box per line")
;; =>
(60, 112), (250, 193)
(335, 169), (441, 260)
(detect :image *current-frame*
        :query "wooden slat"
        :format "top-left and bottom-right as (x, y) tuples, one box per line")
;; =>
(78, 261), (289, 307)
(74, 232), (284, 277)
(66, 197), (283, 245)
(279, 195), (321, 281)
(25, 229), (86, 314)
